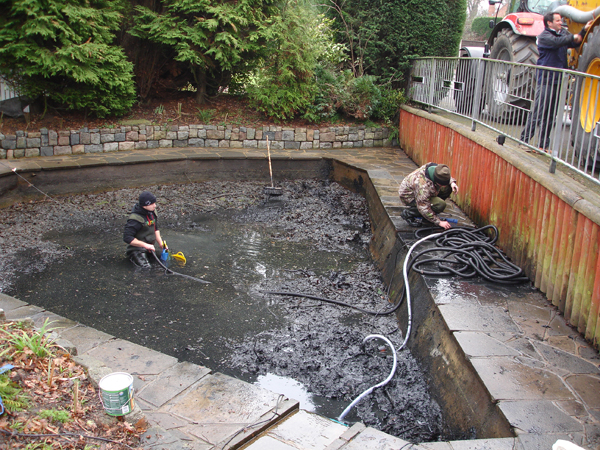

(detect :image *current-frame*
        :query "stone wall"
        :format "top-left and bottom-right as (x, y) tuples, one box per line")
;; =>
(0, 124), (394, 159)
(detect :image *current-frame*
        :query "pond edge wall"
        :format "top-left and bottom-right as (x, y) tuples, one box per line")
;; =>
(331, 160), (513, 439)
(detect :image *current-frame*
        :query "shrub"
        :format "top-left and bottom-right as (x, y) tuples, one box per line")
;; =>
(337, 73), (382, 120)
(326, 0), (467, 88)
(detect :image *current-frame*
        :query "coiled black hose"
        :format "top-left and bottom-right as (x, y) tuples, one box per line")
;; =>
(412, 225), (528, 284)
(265, 225), (527, 314)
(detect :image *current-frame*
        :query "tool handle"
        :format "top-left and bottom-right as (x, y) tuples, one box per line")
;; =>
(441, 217), (458, 224)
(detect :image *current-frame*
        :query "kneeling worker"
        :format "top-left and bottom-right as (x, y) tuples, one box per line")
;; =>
(123, 191), (164, 268)
(399, 163), (458, 230)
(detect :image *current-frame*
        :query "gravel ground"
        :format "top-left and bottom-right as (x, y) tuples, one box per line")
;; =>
(0, 179), (445, 443)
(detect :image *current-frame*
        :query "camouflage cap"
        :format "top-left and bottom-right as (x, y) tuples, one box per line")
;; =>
(433, 164), (451, 185)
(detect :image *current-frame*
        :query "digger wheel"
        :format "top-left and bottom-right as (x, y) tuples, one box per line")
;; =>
(486, 28), (538, 124)
(572, 26), (600, 168)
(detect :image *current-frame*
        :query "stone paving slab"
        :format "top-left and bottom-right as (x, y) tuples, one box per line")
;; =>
(438, 303), (521, 333)
(454, 332), (521, 357)
(86, 338), (179, 375)
(244, 410), (347, 450)
(498, 400), (584, 434)
(137, 361), (211, 408)
(470, 356), (576, 401)
(420, 438), (517, 449)
(336, 427), (417, 450)
(58, 325), (113, 354)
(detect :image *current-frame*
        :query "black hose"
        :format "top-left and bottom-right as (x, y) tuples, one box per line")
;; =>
(151, 251), (211, 284)
(262, 290), (405, 316)
(264, 225), (527, 313)
(411, 225), (528, 284)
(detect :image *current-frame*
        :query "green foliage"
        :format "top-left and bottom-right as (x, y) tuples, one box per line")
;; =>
(310, 65), (404, 122)
(39, 409), (72, 424)
(0, 319), (57, 358)
(372, 86), (406, 122)
(0, 0), (136, 118)
(247, 0), (322, 121)
(326, 0), (467, 87)
(23, 444), (55, 450)
(196, 108), (216, 123)
(0, 374), (29, 413)
(130, 0), (278, 103)
(471, 17), (495, 40)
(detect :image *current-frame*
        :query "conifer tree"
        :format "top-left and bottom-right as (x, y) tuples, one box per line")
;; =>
(0, 0), (136, 118)
(130, 0), (278, 104)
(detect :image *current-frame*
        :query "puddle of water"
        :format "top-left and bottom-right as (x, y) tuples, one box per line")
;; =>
(255, 373), (316, 412)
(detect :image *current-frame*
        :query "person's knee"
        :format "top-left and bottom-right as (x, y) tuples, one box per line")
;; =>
(130, 251), (151, 268)
(430, 197), (447, 213)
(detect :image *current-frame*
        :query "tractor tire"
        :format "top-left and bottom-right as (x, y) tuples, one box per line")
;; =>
(572, 26), (600, 168)
(486, 28), (539, 124)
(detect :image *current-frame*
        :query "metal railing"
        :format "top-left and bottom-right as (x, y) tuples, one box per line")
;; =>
(407, 57), (600, 184)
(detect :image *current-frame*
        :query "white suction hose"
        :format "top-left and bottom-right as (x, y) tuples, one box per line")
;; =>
(398, 232), (441, 353)
(337, 334), (397, 422)
(337, 232), (441, 422)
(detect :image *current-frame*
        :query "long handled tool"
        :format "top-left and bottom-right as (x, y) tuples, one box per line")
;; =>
(264, 136), (283, 196)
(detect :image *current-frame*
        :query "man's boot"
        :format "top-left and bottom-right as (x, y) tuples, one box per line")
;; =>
(401, 209), (422, 227)
(130, 251), (151, 268)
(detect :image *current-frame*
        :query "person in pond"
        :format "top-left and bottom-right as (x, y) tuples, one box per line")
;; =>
(398, 163), (458, 229)
(123, 191), (164, 268)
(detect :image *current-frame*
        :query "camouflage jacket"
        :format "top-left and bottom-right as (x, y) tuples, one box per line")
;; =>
(398, 163), (456, 225)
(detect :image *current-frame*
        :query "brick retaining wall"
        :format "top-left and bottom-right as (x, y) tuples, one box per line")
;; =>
(0, 124), (394, 159)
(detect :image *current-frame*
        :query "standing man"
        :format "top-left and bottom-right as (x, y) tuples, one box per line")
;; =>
(123, 191), (164, 268)
(399, 163), (458, 229)
(520, 12), (587, 151)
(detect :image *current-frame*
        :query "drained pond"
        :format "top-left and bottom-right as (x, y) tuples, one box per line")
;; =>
(1, 180), (446, 442)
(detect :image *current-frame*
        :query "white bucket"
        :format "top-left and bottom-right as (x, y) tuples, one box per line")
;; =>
(98, 372), (135, 416)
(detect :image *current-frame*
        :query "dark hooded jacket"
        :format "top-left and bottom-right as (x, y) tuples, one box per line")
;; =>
(123, 203), (159, 255)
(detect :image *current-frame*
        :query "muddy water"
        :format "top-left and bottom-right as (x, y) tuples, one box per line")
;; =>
(2, 180), (444, 442)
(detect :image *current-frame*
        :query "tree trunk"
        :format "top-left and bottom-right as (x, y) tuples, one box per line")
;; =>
(195, 67), (207, 105)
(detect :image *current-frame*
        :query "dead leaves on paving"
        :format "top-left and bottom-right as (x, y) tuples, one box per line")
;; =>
(0, 321), (146, 449)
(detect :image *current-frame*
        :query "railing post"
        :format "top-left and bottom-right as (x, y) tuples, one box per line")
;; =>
(471, 59), (486, 132)
(427, 59), (437, 114)
(549, 71), (569, 174)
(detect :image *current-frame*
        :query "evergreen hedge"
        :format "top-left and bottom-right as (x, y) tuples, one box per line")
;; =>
(326, 0), (467, 88)
(471, 17), (495, 40)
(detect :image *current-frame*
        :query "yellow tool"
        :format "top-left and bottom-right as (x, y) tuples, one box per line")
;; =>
(171, 252), (186, 264)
